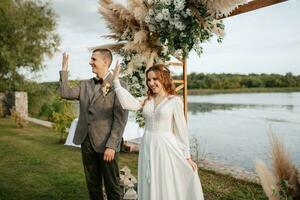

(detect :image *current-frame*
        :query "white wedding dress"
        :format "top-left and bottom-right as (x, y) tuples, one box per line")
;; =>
(114, 80), (204, 200)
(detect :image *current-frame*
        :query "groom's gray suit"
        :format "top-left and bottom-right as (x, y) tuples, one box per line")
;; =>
(59, 70), (128, 200)
(59, 71), (127, 152)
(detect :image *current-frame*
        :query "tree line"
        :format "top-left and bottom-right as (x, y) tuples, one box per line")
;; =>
(174, 72), (300, 90)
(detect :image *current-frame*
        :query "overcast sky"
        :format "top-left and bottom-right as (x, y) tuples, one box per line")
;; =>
(40, 0), (300, 82)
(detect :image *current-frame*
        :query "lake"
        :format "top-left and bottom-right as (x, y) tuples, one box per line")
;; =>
(74, 92), (300, 172)
(187, 92), (300, 171)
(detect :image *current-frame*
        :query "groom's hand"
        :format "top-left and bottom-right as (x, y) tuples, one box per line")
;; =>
(103, 148), (115, 162)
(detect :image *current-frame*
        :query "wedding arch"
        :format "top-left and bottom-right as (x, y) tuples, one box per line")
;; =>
(93, 0), (288, 125)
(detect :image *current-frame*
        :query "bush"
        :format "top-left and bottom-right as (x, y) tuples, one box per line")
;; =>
(10, 106), (27, 128)
(52, 100), (76, 143)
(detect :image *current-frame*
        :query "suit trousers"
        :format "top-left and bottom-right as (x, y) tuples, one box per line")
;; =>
(81, 135), (122, 200)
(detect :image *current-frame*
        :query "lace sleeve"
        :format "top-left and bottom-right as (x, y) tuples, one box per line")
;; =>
(172, 96), (191, 158)
(113, 79), (143, 111)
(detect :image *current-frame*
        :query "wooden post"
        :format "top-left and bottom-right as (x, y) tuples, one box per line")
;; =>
(183, 59), (188, 119)
(169, 59), (188, 118)
(170, 0), (288, 119)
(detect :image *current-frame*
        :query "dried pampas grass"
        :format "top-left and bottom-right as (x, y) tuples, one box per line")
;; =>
(255, 159), (278, 200)
(269, 130), (300, 199)
(134, 30), (149, 44)
(98, 0), (139, 36)
(128, 0), (148, 22)
(255, 130), (300, 199)
(88, 43), (126, 53)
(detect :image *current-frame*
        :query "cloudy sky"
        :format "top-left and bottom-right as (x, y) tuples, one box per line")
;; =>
(40, 0), (300, 82)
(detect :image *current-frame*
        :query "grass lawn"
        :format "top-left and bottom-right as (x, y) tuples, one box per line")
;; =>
(0, 118), (267, 200)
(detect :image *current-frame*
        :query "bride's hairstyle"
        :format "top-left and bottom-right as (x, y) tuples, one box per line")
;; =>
(145, 64), (177, 97)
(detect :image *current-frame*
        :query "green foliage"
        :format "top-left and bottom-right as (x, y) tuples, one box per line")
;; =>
(39, 98), (64, 120)
(120, 50), (147, 127)
(273, 179), (294, 200)
(173, 72), (300, 90)
(19, 80), (79, 121)
(0, 0), (60, 91)
(145, 1), (224, 59)
(52, 100), (76, 143)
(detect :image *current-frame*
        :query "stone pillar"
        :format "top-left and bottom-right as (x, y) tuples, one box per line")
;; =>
(5, 92), (28, 118)
(0, 93), (5, 117)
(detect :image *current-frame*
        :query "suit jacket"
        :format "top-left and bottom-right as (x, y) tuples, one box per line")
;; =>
(59, 71), (128, 153)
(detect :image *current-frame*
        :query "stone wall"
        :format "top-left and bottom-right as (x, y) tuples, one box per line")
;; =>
(0, 93), (5, 116)
(0, 92), (28, 118)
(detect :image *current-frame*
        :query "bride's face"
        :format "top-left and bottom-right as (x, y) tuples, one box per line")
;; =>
(147, 71), (164, 94)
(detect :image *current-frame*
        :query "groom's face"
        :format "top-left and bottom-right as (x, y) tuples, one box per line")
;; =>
(89, 51), (109, 78)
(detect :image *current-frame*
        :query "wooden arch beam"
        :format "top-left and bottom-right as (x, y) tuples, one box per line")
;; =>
(219, 0), (288, 19)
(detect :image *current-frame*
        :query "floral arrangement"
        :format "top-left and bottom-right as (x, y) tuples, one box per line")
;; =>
(95, 0), (249, 126)
(144, 0), (225, 58)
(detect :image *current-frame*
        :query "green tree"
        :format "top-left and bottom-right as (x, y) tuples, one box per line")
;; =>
(0, 0), (60, 91)
(52, 100), (76, 143)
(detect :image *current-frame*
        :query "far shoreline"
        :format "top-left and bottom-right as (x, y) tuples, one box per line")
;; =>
(187, 87), (300, 95)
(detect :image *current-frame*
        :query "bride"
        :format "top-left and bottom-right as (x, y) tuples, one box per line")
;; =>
(113, 63), (204, 200)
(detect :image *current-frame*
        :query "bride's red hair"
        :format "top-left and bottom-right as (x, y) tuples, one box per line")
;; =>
(145, 64), (177, 97)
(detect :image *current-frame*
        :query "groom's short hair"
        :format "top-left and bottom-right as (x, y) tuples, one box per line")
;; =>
(93, 48), (112, 67)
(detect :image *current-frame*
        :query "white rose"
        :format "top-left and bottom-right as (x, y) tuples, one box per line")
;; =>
(162, 0), (171, 6)
(186, 8), (192, 16)
(174, 14), (181, 20)
(155, 13), (163, 22)
(135, 84), (141, 89)
(162, 9), (170, 19)
(175, 4), (185, 11)
(174, 0), (185, 11)
(175, 21), (186, 30)
(169, 18), (175, 25)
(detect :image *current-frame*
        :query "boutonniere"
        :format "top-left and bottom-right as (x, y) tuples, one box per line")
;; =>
(102, 83), (111, 96)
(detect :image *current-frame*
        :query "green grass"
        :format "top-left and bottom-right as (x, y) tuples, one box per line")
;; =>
(0, 118), (266, 200)
(188, 87), (300, 95)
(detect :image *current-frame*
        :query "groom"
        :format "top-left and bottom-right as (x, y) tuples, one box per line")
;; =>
(59, 49), (128, 200)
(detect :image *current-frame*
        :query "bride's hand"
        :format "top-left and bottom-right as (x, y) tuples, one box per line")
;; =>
(113, 60), (121, 80)
(187, 158), (198, 171)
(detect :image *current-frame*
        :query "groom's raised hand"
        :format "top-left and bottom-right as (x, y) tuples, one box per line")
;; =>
(103, 148), (115, 162)
(62, 52), (69, 71)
